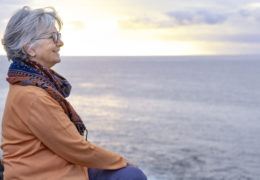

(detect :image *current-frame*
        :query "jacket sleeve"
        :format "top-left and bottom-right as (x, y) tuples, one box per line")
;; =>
(27, 93), (127, 169)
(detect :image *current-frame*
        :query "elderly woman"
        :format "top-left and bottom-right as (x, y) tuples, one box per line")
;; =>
(1, 6), (147, 180)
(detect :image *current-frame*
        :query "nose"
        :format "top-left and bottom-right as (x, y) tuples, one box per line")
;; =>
(57, 38), (64, 47)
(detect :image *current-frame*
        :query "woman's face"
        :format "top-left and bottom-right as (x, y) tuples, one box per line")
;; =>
(29, 27), (64, 68)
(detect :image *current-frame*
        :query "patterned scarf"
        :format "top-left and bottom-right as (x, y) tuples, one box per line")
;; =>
(7, 60), (88, 139)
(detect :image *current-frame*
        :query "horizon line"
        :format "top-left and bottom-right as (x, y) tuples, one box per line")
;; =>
(1, 54), (260, 58)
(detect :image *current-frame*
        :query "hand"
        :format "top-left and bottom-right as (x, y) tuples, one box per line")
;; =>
(127, 161), (138, 168)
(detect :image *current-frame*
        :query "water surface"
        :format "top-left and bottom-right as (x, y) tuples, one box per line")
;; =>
(1, 55), (260, 180)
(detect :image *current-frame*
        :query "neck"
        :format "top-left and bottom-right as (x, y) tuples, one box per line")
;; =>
(29, 57), (52, 69)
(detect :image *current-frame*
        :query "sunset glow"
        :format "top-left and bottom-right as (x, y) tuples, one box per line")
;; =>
(0, 0), (260, 56)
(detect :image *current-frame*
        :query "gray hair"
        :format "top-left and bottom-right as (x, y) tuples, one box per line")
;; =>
(2, 6), (63, 61)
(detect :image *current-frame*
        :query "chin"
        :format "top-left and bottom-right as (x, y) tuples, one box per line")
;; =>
(56, 58), (61, 63)
(55, 57), (61, 63)
(49, 59), (61, 68)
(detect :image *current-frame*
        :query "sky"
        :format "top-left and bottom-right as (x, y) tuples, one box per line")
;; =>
(0, 0), (260, 56)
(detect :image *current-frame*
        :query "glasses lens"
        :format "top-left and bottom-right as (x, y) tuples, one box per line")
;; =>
(53, 33), (58, 44)
(53, 32), (61, 44)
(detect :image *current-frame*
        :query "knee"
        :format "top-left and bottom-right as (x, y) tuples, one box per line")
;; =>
(121, 166), (147, 180)
(91, 166), (147, 180)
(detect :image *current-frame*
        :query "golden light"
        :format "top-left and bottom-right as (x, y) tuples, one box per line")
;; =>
(0, 0), (210, 56)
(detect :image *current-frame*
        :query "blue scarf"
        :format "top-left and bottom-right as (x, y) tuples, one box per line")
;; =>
(7, 60), (88, 139)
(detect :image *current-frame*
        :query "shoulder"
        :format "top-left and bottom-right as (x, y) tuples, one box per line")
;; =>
(8, 85), (59, 107)
(9, 84), (50, 99)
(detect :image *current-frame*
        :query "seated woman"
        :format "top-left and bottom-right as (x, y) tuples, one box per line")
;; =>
(1, 6), (147, 180)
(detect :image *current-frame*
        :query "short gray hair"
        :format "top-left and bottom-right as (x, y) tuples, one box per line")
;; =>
(2, 6), (63, 61)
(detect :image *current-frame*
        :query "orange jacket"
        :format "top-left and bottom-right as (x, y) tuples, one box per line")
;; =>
(1, 85), (127, 180)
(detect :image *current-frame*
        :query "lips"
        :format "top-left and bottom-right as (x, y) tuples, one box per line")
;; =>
(53, 49), (60, 55)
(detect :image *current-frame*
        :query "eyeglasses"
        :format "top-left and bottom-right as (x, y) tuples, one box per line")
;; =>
(32, 32), (61, 44)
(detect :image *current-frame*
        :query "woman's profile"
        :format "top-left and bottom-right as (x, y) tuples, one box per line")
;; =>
(1, 6), (147, 180)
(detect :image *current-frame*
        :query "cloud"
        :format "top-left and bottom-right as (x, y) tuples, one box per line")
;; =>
(213, 34), (260, 43)
(160, 32), (260, 44)
(166, 10), (229, 26)
(118, 8), (231, 30)
(246, 2), (260, 8)
(239, 4), (260, 22)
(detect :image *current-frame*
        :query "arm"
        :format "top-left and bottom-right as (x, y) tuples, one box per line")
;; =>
(28, 93), (127, 169)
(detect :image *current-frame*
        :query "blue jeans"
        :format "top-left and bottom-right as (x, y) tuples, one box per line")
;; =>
(88, 166), (147, 180)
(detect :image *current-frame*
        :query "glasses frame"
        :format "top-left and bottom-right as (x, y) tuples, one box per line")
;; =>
(32, 32), (61, 44)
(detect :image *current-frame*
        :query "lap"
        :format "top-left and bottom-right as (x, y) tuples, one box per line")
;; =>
(88, 166), (147, 180)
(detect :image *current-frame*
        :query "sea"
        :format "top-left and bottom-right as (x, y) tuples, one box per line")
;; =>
(0, 55), (260, 180)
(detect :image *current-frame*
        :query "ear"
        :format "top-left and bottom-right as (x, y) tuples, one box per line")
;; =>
(23, 43), (36, 57)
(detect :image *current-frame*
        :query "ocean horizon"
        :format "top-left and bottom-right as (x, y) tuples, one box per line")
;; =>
(1, 55), (260, 180)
